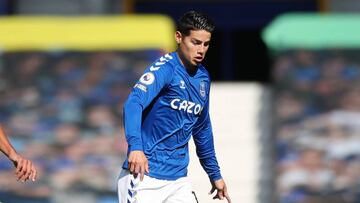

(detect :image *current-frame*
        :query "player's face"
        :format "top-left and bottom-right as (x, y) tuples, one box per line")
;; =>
(176, 29), (211, 67)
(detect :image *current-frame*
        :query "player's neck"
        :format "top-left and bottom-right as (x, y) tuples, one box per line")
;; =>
(176, 52), (198, 76)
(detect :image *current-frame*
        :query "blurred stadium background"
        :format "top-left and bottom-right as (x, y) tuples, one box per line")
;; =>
(0, 1), (360, 203)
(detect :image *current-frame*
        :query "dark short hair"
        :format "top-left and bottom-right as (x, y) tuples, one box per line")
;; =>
(176, 10), (215, 36)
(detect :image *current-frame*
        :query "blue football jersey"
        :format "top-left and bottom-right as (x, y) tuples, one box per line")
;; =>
(122, 52), (222, 181)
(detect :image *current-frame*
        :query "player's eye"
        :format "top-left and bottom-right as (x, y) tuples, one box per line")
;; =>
(192, 40), (202, 45)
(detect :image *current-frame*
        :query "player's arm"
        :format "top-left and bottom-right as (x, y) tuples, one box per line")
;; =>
(123, 60), (173, 180)
(0, 125), (37, 182)
(192, 96), (231, 203)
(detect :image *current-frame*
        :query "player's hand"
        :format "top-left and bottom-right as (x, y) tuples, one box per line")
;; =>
(209, 178), (231, 203)
(127, 150), (149, 181)
(9, 151), (37, 182)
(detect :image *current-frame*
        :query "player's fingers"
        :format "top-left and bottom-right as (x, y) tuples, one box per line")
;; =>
(30, 164), (37, 181)
(131, 164), (138, 178)
(34, 167), (38, 181)
(218, 190), (224, 200)
(16, 159), (26, 181)
(30, 170), (35, 182)
(18, 160), (28, 182)
(20, 160), (32, 182)
(134, 164), (141, 174)
(26, 162), (33, 180)
(140, 165), (145, 181)
(223, 186), (231, 201)
(225, 193), (232, 203)
(129, 162), (135, 174)
(15, 157), (23, 175)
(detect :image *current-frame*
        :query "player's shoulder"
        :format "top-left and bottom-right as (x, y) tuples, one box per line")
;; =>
(146, 52), (177, 73)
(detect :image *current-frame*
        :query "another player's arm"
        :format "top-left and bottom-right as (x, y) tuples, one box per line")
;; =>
(123, 62), (173, 181)
(192, 96), (231, 203)
(0, 125), (37, 182)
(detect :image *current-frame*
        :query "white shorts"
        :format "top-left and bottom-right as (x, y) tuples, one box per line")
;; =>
(117, 169), (197, 203)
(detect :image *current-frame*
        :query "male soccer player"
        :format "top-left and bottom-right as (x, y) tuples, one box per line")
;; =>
(118, 11), (231, 203)
(0, 125), (37, 182)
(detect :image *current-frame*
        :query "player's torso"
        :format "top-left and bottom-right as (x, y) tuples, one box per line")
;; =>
(142, 55), (210, 152)
(163, 65), (209, 121)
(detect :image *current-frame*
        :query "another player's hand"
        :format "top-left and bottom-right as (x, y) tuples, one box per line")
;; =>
(128, 150), (149, 181)
(9, 151), (37, 182)
(209, 178), (231, 203)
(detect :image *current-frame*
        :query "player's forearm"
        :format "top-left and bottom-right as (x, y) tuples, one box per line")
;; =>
(197, 134), (222, 180)
(194, 124), (222, 181)
(195, 138), (222, 181)
(123, 98), (144, 151)
(0, 126), (17, 158)
(200, 157), (222, 181)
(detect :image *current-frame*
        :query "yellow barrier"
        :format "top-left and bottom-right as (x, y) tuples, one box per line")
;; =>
(0, 15), (176, 52)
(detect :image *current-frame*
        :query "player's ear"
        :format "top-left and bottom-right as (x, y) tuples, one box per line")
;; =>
(175, 31), (182, 44)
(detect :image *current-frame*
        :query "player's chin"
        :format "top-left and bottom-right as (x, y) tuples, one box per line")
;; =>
(193, 59), (202, 65)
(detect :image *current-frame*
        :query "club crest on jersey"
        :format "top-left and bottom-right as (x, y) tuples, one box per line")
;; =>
(180, 80), (186, 89)
(200, 81), (206, 99)
(139, 72), (155, 85)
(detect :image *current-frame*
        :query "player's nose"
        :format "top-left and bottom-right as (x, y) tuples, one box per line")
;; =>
(198, 45), (206, 55)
